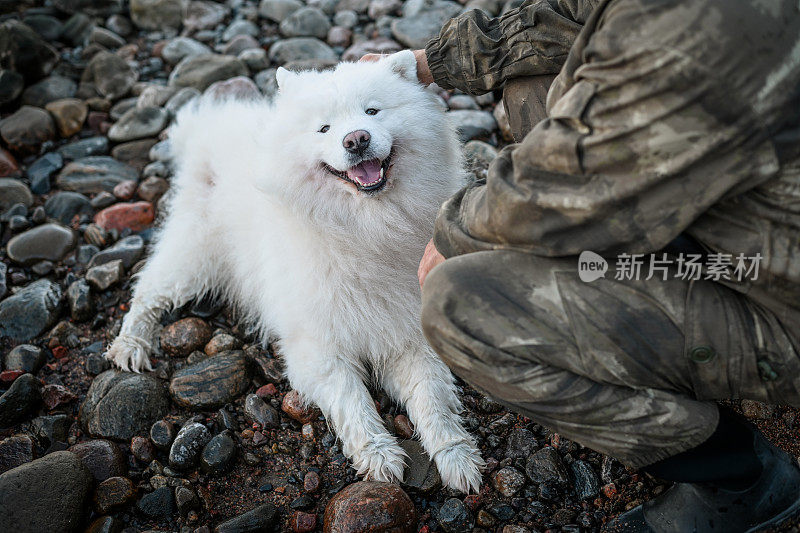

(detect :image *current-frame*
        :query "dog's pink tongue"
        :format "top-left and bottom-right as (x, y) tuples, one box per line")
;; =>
(346, 159), (382, 186)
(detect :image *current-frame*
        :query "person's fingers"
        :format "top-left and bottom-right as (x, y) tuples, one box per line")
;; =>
(359, 53), (384, 62)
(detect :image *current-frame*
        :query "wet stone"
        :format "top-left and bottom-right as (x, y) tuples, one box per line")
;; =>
(205, 76), (261, 101)
(245, 393), (281, 429)
(56, 156), (139, 194)
(204, 333), (242, 355)
(69, 439), (128, 482)
(27, 152), (63, 194)
(0, 451), (92, 532)
(57, 136), (110, 160)
(0, 373), (41, 429)
(150, 419), (176, 450)
(94, 201), (154, 232)
(0, 105), (56, 155)
(175, 485), (198, 514)
(45, 98), (88, 138)
(169, 54), (249, 91)
(137, 486), (175, 518)
(7, 223), (76, 266)
(131, 435), (155, 463)
(259, 0), (303, 22)
(0, 434), (34, 474)
(217, 502), (279, 533)
(268, 37), (338, 64)
(45, 191), (93, 224)
(400, 439), (442, 493)
(162, 37), (212, 65)
(448, 109), (498, 142)
(81, 50), (138, 100)
(4, 344), (46, 374)
(492, 466), (526, 497)
(67, 278), (94, 321)
(30, 413), (69, 445)
(200, 431), (236, 474)
(94, 476), (137, 514)
(79, 370), (170, 440)
(171, 351), (251, 409)
(571, 459), (600, 500)
(88, 235), (145, 269)
(86, 259), (125, 290)
(0, 280), (63, 341)
(160, 317), (213, 357)
(108, 106), (170, 142)
(437, 497), (474, 533)
(0, 70), (24, 106)
(130, 0), (185, 30)
(280, 7), (332, 39)
(282, 389), (317, 423)
(525, 447), (570, 486)
(324, 481), (416, 533)
(168, 421), (212, 470)
(42, 383), (78, 410)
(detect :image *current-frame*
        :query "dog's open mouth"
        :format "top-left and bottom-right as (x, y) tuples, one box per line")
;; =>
(323, 150), (394, 192)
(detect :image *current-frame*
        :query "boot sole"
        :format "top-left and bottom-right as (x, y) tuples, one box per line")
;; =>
(745, 459), (800, 533)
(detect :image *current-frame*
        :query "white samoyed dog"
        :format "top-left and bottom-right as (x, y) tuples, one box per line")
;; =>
(105, 51), (484, 492)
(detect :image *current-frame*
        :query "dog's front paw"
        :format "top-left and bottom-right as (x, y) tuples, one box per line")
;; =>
(104, 334), (154, 373)
(351, 434), (407, 483)
(434, 439), (485, 493)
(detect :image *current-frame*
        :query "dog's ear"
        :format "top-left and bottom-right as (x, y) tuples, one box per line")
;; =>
(275, 67), (295, 91)
(384, 50), (418, 82)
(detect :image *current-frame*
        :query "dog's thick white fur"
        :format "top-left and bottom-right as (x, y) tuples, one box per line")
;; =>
(105, 51), (484, 492)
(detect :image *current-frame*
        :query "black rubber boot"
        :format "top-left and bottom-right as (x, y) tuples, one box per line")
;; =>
(603, 425), (800, 532)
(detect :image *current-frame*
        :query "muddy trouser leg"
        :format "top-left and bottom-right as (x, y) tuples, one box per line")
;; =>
(421, 250), (800, 468)
(502, 74), (556, 142)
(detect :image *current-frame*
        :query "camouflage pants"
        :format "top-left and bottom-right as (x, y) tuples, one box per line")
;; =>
(421, 250), (800, 467)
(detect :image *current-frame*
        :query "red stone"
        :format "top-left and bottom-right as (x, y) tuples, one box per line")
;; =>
(256, 384), (278, 398)
(94, 201), (154, 232)
(159, 317), (213, 357)
(393, 414), (414, 439)
(52, 345), (68, 359)
(293, 511), (316, 533)
(87, 111), (109, 132)
(0, 148), (20, 177)
(0, 370), (24, 384)
(463, 494), (481, 512)
(281, 389), (317, 424)
(303, 470), (320, 493)
(323, 481), (416, 533)
(42, 383), (78, 410)
(112, 179), (137, 200)
(252, 431), (268, 445)
(602, 482), (618, 499)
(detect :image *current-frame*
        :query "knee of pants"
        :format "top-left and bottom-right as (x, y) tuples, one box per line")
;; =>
(421, 251), (560, 376)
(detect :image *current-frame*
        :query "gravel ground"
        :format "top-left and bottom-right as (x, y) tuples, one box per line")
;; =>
(1, 0), (799, 532)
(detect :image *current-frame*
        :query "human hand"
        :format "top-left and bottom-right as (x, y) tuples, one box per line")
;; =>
(418, 238), (445, 288)
(359, 49), (434, 86)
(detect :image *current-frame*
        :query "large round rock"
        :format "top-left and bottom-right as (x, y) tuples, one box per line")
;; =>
(168, 54), (248, 91)
(6, 223), (76, 266)
(0, 279), (62, 341)
(79, 370), (170, 440)
(0, 451), (92, 532)
(323, 481), (416, 533)
(170, 351), (251, 409)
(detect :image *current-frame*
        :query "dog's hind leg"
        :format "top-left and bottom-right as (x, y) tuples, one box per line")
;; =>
(281, 337), (407, 483)
(381, 344), (485, 493)
(105, 213), (216, 372)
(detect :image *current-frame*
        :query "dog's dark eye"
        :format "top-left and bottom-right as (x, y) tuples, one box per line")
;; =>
(319, 125), (330, 133)
(365, 108), (379, 115)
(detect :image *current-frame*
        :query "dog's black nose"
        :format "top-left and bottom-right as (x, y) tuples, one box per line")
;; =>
(343, 130), (371, 154)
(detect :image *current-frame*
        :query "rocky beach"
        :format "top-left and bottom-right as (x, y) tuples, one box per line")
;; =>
(0, 0), (799, 531)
